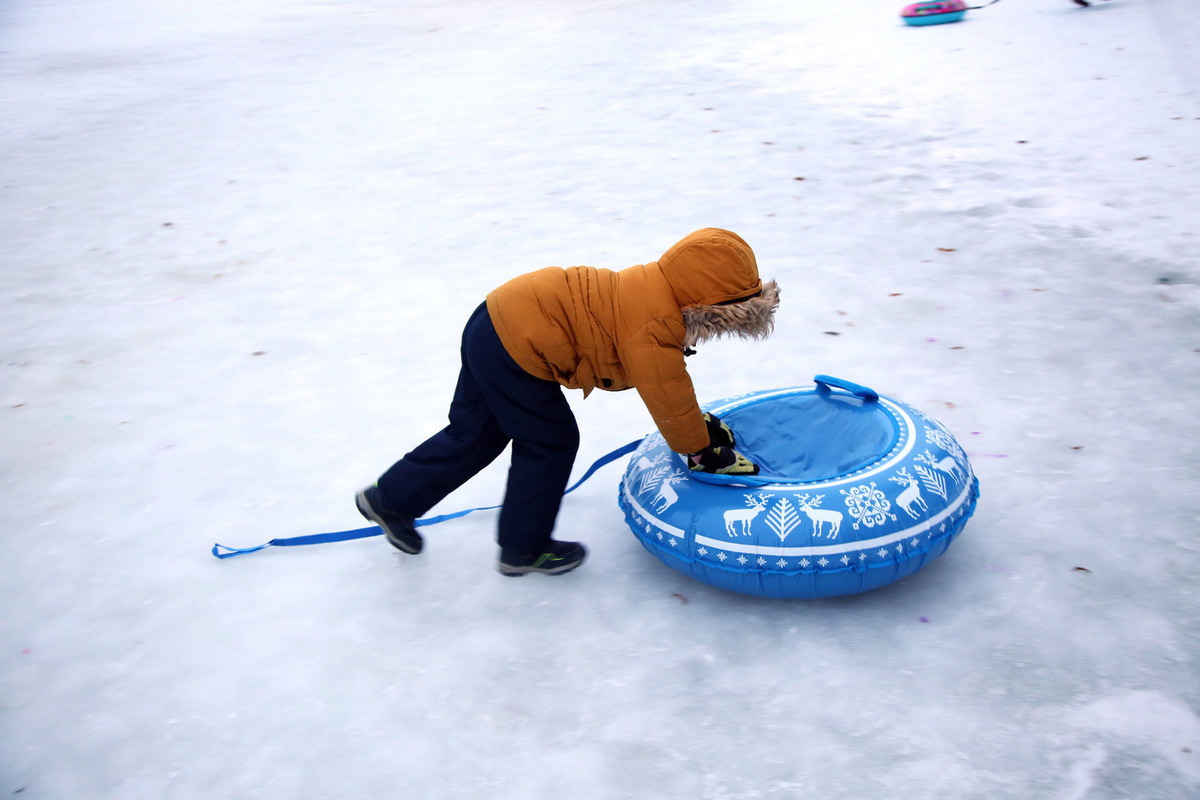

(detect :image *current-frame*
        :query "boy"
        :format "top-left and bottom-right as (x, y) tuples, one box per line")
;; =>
(356, 228), (780, 576)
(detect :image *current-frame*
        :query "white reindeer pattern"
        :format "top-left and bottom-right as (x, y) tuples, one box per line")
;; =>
(650, 473), (685, 512)
(633, 455), (660, 473)
(723, 494), (771, 537)
(795, 494), (843, 539)
(929, 454), (965, 483)
(890, 468), (928, 519)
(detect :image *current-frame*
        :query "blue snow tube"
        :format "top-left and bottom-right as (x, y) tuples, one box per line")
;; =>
(618, 376), (980, 599)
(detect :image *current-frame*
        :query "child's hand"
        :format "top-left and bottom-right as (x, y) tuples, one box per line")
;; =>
(703, 412), (736, 449)
(688, 445), (759, 476)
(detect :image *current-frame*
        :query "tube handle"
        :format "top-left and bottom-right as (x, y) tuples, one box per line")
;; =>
(814, 374), (879, 402)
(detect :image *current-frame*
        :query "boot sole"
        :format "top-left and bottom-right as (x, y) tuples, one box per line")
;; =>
(497, 555), (586, 577)
(356, 490), (423, 555)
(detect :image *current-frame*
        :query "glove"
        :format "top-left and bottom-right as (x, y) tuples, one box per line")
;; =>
(688, 445), (759, 476)
(703, 412), (735, 449)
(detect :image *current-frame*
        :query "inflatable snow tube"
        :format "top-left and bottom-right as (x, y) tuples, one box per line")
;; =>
(901, 0), (968, 25)
(618, 376), (980, 599)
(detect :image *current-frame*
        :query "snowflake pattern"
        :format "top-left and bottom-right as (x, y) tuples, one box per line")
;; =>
(841, 482), (897, 530)
(680, 542), (941, 572)
(654, 524), (975, 570)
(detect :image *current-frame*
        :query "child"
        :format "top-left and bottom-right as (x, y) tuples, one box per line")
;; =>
(356, 228), (780, 576)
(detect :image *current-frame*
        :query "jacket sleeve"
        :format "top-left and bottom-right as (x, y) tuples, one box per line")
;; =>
(622, 319), (710, 454)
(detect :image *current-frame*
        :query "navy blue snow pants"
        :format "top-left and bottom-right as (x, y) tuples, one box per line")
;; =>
(376, 302), (580, 555)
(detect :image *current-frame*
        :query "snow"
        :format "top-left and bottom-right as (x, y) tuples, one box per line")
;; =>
(2, 0), (1198, 796)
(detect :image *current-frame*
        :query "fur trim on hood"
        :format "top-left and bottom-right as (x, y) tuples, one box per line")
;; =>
(682, 279), (780, 348)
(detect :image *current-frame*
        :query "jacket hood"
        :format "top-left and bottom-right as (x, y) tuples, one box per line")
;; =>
(657, 228), (763, 306)
(655, 228), (779, 347)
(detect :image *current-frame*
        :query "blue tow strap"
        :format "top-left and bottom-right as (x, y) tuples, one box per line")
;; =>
(211, 439), (642, 560)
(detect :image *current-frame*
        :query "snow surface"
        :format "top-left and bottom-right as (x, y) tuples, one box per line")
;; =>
(2, 0), (1199, 797)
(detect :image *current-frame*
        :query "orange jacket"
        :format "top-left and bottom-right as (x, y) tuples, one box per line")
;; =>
(485, 229), (762, 454)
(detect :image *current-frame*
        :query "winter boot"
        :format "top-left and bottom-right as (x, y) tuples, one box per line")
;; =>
(356, 485), (423, 554)
(497, 540), (587, 576)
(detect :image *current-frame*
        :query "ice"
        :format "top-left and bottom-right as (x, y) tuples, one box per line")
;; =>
(1, 0), (1198, 797)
